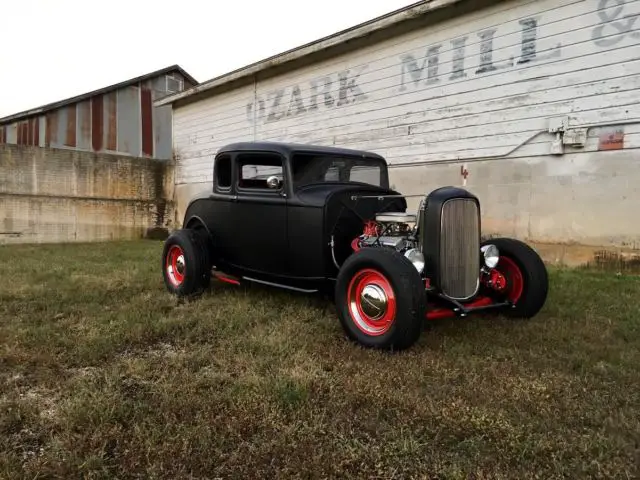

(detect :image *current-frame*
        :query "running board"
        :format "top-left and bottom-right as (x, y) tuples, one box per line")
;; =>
(242, 276), (318, 293)
(212, 270), (241, 285)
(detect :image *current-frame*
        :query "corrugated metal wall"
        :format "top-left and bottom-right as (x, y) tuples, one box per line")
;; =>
(0, 71), (193, 160)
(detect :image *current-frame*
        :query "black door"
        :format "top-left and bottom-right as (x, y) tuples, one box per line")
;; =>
(227, 152), (289, 277)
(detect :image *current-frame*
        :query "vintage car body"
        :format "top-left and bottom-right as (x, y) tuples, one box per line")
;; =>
(162, 141), (549, 350)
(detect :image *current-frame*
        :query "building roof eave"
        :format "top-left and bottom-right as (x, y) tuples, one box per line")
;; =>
(0, 64), (198, 125)
(154, 0), (465, 109)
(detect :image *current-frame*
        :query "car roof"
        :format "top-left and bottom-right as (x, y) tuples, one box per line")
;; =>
(217, 141), (387, 161)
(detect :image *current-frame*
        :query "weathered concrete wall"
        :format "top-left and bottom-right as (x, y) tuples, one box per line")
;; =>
(171, 0), (640, 268)
(0, 144), (174, 244)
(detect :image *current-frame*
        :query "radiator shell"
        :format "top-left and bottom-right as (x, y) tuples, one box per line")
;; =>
(419, 187), (482, 301)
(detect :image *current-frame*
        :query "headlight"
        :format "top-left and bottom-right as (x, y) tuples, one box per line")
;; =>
(481, 244), (500, 269)
(404, 248), (425, 274)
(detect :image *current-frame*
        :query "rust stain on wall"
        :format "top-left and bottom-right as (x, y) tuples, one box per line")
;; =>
(91, 95), (104, 151)
(28, 120), (34, 146)
(17, 122), (26, 145)
(15, 119), (39, 146)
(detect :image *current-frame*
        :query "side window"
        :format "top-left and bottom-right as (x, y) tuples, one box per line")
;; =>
(350, 165), (381, 185)
(237, 153), (283, 191)
(215, 155), (232, 190)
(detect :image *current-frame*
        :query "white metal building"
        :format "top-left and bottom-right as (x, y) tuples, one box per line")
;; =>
(157, 0), (640, 265)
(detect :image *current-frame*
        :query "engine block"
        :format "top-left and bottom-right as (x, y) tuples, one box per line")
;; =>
(354, 213), (418, 254)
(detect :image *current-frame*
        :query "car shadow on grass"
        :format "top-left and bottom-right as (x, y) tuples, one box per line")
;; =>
(196, 277), (536, 354)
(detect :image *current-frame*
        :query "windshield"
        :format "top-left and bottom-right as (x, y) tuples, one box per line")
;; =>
(291, 153), (388, 189)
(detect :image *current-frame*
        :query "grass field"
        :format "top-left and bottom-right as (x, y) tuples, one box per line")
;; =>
(1, 240), (639, 479)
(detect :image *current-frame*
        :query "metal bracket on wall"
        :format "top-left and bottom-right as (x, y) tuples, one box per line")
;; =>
(548, 116), (588, 155)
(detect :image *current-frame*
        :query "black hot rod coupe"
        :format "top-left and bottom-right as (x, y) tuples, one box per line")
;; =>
(162, 141), (548, 350)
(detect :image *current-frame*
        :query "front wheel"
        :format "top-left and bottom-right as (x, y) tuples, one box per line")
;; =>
(161, 228), (212, 297)
(334, 247), (426, 351)
(482, 237), (549, 318)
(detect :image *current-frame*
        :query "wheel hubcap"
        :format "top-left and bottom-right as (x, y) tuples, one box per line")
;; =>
(166, 245), (186, 286)
(175, 255), (185, 275)
(360, 284), (388, 319)
(347, 269), (397, 336)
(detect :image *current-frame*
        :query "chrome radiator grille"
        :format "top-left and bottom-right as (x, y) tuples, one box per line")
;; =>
(439, 198), (481, 300)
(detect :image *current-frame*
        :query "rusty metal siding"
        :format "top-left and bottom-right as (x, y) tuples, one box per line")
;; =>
(15, 120), (39, 146)
(91, 95), (103, 151)
(117, 86), (141, 156)
(27, 120), (34, 145)
(16, 123), (23, 145)
(1, 70), (188, 159)
(0, 121), (33, 146)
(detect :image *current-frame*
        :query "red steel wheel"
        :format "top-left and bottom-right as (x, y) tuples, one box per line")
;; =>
(165, 245), (186, 287)
(161, 228), (211, 297)
(480, 237), (549, 319)
(335, 247), (425, 351)
(496, 256), (524, 303)
(347, 268), (397, 336)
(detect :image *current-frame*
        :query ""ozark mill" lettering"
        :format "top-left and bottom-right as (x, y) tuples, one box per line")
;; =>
(246, 66), (368, 125)
(245, 15), (563, 125)
(399, 17), (562, 90)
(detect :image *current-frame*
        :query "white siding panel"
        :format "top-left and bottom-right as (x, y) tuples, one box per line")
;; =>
(173, 0), (640, 247)
(173, 83), (255, 183)
(175, 0), (640, 171)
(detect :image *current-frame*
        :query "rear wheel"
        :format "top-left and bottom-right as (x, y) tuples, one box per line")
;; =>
(162, 228), (212, 296)
(482, 237), (548, 318)
(335, 248), (426, 351)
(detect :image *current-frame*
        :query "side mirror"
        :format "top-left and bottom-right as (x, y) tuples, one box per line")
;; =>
(266, 175), (281, 189)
